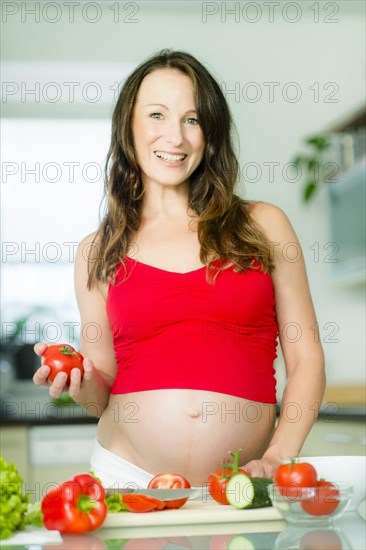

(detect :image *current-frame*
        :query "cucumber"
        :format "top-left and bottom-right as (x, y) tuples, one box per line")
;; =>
(226, 473), (272, 509)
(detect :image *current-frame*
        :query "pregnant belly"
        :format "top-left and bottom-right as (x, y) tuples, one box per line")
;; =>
(98, 389), (276, 485)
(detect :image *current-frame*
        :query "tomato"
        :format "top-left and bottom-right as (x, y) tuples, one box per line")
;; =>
(42, 344), (84, 385)
(148, 473), (191, 509)
(273, 460), (317, 497)
(122, 494), (165, 513)
(208, 468), (249, 505)
(300, 480), (340, 516)
(208, 450), (248, 505)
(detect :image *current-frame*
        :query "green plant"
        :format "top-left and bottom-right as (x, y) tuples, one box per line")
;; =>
(291, 134), (337, 203)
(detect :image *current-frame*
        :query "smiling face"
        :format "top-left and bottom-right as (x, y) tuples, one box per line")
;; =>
(131, 68), (205, 191)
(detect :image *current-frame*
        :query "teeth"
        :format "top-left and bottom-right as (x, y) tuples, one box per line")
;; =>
(155, 151), (186, 163)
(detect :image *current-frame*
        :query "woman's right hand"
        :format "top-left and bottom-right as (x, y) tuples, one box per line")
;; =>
(32, 342), (95, 401)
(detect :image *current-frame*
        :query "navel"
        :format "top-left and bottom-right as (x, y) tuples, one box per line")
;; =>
(188, 408), (201, 419)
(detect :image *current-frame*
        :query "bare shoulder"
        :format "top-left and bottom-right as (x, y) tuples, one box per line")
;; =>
(79, 230), (99, 245)
(75, 231), (99, 266)
(249, 201), (298, 244)
(74, 230), (107, 297)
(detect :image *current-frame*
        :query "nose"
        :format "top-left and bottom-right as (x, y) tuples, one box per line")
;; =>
(165, 118), (184, 146)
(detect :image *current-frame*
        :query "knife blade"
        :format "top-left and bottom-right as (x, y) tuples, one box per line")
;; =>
(105, 488), (198, 500)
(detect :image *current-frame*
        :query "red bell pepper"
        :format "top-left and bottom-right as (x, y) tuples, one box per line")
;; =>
(41, 473), (107, 534)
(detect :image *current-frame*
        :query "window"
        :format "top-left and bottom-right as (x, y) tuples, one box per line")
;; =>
(2, 118), (110, 344)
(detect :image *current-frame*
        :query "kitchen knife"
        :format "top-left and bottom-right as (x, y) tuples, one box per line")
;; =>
(105, 488), (200, 500)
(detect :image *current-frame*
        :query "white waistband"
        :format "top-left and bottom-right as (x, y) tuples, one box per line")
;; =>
(90, 439), (155, 489)
(90, 439), (209, 499)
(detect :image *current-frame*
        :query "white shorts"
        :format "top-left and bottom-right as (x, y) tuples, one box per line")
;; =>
(90, 439), (208, 499)
(90, 439), (155, 489)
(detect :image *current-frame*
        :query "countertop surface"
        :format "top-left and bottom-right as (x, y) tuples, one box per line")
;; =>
(1, 507), (365, 549)
(0, 381), (98, 425)
(1, 381), (365, 426)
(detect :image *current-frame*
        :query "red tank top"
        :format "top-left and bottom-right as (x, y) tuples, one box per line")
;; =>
(107, 257), (279, 403)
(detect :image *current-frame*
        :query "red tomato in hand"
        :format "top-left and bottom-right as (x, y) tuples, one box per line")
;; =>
(42, 344), (84, 385)
(148, 473), (191, 509)
(301, 480), (340, 516)
(273, 461), (317, 497)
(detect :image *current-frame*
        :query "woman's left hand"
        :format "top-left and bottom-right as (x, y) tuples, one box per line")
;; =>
(241, 457), (280, 478)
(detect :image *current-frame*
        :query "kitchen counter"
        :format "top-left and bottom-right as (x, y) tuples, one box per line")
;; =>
(1, 381), (365, 426)
(2, 507), (365, 549)
(0, 381), (98, 425)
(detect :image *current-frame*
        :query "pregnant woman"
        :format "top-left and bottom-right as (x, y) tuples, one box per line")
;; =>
(33, 49), (325, 488)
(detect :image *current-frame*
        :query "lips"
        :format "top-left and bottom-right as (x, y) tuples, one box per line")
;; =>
(154, 151), (187, 163)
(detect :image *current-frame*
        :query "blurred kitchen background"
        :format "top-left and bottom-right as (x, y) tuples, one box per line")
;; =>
(1, 1), (365, 485)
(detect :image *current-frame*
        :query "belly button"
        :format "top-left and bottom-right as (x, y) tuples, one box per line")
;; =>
(188, 409), (201, 418)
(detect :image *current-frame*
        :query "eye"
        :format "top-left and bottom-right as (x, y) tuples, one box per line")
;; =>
(185, 117), (199, 125)
(150, 112), (163, 119)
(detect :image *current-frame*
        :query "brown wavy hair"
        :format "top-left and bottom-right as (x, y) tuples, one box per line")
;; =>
(87, 49), (274, 288)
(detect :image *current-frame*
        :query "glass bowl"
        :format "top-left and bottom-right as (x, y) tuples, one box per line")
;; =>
(268, 482), (353, 525)
(298, 455), (365, 512)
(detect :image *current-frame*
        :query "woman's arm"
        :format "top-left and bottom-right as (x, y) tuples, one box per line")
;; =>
(244, 202), (326, 477)
(33, 232), (118, 417)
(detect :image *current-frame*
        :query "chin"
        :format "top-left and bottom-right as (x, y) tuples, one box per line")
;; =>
(148, 175), (190, 188)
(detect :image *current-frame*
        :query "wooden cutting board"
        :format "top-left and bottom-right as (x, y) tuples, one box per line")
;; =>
(103, 500), (282, 528)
